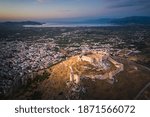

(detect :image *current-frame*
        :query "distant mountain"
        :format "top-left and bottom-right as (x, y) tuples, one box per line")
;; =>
(81, 18), (114, 24)
(111, 16), (150, 25)
(1, 16), (150, 27)
(69, 16), (150, 25)
(0, 21), (44, 27)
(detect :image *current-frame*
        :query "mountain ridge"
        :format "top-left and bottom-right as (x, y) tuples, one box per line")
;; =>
(0, 21), (44, 27)
(82, 16), (150, 25)
(0, 16), (150, 26)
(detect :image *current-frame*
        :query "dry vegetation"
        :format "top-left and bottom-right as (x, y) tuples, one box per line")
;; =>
(10, 55), (150, 100)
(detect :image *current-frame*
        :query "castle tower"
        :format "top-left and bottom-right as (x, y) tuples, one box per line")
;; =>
(69, 66), (74, 82)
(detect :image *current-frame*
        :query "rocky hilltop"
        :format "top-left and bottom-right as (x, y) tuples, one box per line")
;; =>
(51, 51), (123, 85)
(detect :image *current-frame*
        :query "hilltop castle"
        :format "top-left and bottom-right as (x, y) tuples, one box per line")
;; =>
(69, 51), (124, 84)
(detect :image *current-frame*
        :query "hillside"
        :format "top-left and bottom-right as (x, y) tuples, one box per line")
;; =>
(111, 16), (150, 25)
(70, 16), (150, 25)
(0, 21), (44, 27)
(10, 52), (150, 100)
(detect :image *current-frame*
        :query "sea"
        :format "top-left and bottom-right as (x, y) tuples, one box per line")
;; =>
(24, 23), (119, 27)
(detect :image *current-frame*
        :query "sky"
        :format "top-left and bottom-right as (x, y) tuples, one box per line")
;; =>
(0, 0), (150, 21)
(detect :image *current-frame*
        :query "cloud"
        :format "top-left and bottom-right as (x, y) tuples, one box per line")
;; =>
(37, 0), (46, 2)
(107, 0), (150, 9)
(109, 2), (134, 8)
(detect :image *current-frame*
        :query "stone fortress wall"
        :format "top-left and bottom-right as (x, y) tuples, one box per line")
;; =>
(69, 51), (124, 84)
